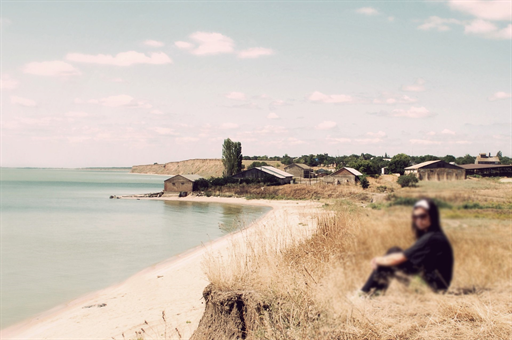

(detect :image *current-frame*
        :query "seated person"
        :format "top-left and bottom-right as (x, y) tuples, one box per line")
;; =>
(360, 198), (454, 296)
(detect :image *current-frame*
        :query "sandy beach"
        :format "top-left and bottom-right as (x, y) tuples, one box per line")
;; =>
(1, 197), (321, 340)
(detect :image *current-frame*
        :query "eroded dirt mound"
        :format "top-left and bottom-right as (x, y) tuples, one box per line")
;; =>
(190, 284), (266, 340)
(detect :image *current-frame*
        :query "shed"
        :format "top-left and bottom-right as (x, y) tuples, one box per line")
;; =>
(328, 167), (363, 185)
(164, 174), (204, 193)
(404, 160), (465, 181)
(232, 166), (293, 185)
(458, 164), (512, 177)
(284, 163), (313, 178)
(475, 153), (500, 165)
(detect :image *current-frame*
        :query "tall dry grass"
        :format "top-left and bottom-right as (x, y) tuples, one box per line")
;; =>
(203, 199), (512, 339)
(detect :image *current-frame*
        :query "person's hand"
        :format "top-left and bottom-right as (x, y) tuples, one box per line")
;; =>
(371, 257), (378, 270)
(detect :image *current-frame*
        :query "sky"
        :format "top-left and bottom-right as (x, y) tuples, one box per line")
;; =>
(1, 0), (511, 167)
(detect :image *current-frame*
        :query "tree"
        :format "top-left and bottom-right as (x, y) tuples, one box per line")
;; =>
(222, 138), (242, 177)
(247, 161), (268, 169)
(388, 153), (411, 175)
(281, 154), (293, 165)
(497, 151), (503, 158)
(441, 155), (456, 163)
(455, 154), (475, 165)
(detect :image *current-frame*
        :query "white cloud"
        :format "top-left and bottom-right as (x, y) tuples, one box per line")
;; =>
(356, 7), (379, 16)
(176, 136), (200, 143)
(418, 14), (511, 40)
(144, 40), (165, 47)
(410, 139), (441, 145)
(0, 75), (19, 90)
(316, 121), (337, 130)
(373, 94), (417, 104)
(237, 47), (274, 59)
(23, 61), (82, 77)
(464, 20), (512, 40)
(175, 41), (194, 50)
(188, 32), (235, 55)
(388, 16), (395, 22)
(287, 137), (306, 145)
(391, 106), (433, 118)
(401, 78), (426, 92)
(418, 16), (461, 31)
(441, 129), (456, 135)
(448, 0), (512, 21)
(11, 95), (36, 107)
(354, 138), (382, 144)
(308, 91), (358, 104)
(488, 91), (512, 101)
(66, 51), (172, 66)
(225, 92), (247, 100)
(150, 109), (164, 115)
(87, 94), (152, 109)
(220, 123), (239, 129)
(267, 112), (279, 119)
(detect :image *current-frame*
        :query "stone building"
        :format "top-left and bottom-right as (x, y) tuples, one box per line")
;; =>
(164, 174), (204, 193)
(475, 153), (501, 165)
(404, 160), (465, 181)
(327, 167), (363, 185)
(284, 163), (313, 178)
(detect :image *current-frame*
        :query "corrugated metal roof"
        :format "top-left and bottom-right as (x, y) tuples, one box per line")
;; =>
(404, 160), (443, 170)
(331, 167), (363, 176)
(458, 164), (510, 170)
(165, 174), (204, 182)
(344, 167), (363, 176)
(258, 166), (293, 179)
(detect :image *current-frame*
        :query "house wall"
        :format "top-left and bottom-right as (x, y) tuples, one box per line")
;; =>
(164, 177), (194, 192)
(284, 164), (312, 178)
(414, 168), (466, 181)
(329, 169), (358, 185)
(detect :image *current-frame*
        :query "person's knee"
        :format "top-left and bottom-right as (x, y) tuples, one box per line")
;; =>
(386, 246), (403, 255)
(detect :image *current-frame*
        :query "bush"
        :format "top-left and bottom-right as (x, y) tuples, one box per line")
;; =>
(397, 174), (419, 188)
(193, 178), (211, 191)
(359, 175), (370, 189)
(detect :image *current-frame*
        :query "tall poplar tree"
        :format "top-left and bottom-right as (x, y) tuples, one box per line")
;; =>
(222, 138), (243, 177)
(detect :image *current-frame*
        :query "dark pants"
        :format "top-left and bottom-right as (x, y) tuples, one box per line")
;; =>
(361, 247), (421, 294)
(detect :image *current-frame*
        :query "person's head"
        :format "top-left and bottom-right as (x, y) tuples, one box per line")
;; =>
(411, 198), (442, 239)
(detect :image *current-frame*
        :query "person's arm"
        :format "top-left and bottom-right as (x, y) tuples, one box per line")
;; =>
(371, 252), (407, 269)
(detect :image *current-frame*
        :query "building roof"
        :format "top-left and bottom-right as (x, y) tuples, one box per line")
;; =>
(344, 167), (363, 176)
(165, 174), (204, 182)
(286, 163), (312, 170)
(332, 167), (363, 177)
(458, 164), (512, 170)
(258, 166), (293, 179)
(405, 160), (444, 170)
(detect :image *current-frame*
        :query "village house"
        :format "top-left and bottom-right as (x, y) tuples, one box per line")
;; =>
(284, 163), (313, 178)
(327, 167), (363, 185)
(232, 166), (293, 185)
(475, 152), (501, 165)
(164, 174), (204, 193)
(404, 160), (465, 181)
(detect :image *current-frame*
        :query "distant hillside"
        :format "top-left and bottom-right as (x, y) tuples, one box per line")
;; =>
(131, 159), (284, 178)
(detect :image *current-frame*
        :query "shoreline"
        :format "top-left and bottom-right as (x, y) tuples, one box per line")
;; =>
(1, 197), (321, 339)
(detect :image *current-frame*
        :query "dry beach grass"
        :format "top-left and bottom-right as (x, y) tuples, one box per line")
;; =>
(197, 178), (512, 340)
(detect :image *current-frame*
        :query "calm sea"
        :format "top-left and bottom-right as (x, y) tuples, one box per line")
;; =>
(0, 168), (270, 328)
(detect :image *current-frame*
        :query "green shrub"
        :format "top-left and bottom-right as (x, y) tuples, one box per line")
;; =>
(397, 174), (419, 188)
(359, 175), (370, 189)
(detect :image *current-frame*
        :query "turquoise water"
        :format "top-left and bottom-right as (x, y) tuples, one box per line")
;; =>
(0, 168), (269, 328)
